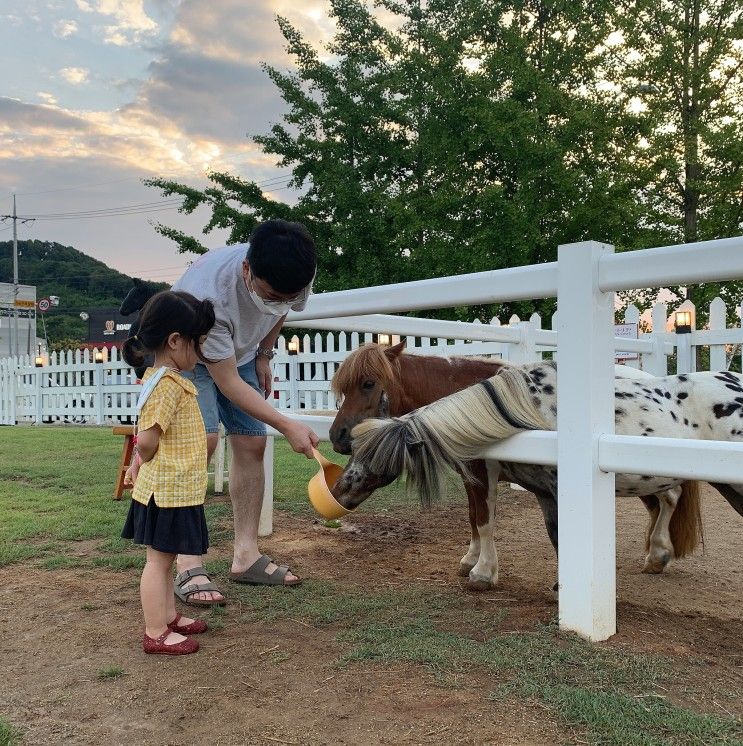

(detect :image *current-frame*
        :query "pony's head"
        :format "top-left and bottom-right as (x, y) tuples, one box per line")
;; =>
(120, 278), (160, 316)
(331, 415), (464, 510)
(329, 340), (406, 454)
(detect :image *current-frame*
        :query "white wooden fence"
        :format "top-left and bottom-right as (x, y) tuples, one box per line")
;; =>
(1, 298), (741, 425)
(4, 246), (743, 644)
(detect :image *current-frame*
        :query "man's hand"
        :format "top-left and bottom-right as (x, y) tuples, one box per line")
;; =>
(255, 355), (273, 399)
(283, 420), (319, 458)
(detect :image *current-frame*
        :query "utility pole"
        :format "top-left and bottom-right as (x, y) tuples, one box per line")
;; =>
(1, 196), (35, 358)
(12, 195), (19, 358)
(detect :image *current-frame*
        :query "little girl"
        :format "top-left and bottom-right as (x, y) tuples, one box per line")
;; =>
(121, 290), (216, 655)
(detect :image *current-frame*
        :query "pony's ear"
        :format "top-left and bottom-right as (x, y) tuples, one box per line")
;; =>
(384, 339), (406, 360)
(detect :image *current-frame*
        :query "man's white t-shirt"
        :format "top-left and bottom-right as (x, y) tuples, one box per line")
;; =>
(172, 244), (312, 366)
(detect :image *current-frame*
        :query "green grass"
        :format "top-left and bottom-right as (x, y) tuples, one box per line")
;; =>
(96, 665), (125, 680)
(0, 427), (436, 570)
(230, 580), (742, 745)
(0, 717), (20, 746)
(1, 426), (741, 745)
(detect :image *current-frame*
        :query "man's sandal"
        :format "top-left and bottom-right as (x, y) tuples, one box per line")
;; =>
(228, 554), (302, 587)
(174, 567), (226, 607)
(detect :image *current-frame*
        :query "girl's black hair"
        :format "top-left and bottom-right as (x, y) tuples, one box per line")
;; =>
(122, 290), (215, 370)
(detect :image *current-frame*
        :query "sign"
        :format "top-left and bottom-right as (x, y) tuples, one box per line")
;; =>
(37, 298), (51, 312)
(0, 307), (35, 319)
(87, 308), (134, 343)
(614, 323), (638, 361)
(15, 299), (35, 309)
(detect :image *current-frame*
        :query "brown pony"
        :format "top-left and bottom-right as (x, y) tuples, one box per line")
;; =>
(329, 342), (703, 592)
(331, 341), (535, 590)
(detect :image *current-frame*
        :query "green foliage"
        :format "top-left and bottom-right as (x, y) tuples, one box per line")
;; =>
(147, 0), (651, 321)
(611, 0), (743, 322)
(96, 665), (125, 680)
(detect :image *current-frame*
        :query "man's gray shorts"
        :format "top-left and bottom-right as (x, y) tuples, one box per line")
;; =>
(183, 360), (267, 437)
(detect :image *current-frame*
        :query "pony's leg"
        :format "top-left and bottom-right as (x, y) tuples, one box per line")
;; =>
(533, 490), (558, 555)
(468, 461), (500, 591)
(534, 490), (559, 595)
(459, 477), (481, 576)
(643, 486), (681, 573)
(709, 482), (743, 517)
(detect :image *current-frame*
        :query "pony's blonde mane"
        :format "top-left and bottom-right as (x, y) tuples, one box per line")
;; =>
(351, 366), (549, 504)
(331, 343), (397, 396)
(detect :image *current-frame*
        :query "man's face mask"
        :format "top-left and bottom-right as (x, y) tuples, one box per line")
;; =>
(244, 264), (301, 316)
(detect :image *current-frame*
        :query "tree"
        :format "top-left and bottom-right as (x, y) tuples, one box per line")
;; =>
(612, 0), (743, 324)
(147, 0), (645, 320)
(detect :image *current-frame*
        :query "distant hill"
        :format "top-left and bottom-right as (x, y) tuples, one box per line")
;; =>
(0, 240), (168, 343)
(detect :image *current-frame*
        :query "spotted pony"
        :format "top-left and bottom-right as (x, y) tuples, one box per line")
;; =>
(332, 362), (743, 584)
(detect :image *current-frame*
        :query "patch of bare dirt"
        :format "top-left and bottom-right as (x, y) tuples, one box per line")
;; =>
(0, 484), (741, 744)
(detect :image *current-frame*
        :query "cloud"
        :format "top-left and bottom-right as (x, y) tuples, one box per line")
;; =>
(53, 19), (78, 38)
(74, 0), (158, 45)
(0, 94), (274, 182)
(37, 92), (58, 105)
(59, 67), (89, 85)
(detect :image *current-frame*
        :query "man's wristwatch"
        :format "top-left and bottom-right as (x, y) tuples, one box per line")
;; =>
(256, 347), (276, 360)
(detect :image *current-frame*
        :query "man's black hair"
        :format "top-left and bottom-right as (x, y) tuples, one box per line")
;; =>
(247, 219), (316, 295)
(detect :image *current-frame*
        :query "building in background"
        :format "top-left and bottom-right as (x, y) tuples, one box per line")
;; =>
(0, 282), (39, 358)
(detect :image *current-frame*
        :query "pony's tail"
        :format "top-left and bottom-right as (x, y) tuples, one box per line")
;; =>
(351, 417), (465, 509)
(669, 481), (704, 558)
(643, 481), (704, 558)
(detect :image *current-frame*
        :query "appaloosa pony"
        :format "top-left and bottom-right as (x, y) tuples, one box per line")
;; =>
(330, 346), (704, 590)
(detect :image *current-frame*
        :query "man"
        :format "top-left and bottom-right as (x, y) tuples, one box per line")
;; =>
(171, 219), (319, 604)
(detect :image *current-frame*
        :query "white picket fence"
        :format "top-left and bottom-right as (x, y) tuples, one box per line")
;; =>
(1, 298), (742, 426)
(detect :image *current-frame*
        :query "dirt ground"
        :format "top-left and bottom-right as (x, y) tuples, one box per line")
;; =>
(1, 484), (741, 745)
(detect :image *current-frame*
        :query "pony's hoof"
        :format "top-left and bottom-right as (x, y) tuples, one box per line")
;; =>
(468, 574), (496, 592)
(458, 563), (475, 577)
(642, 551), (671, 574)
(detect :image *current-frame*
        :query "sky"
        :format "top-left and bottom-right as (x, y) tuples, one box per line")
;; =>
(0, 0), (339, 286)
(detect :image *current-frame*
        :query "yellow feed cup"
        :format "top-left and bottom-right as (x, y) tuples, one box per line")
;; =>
(307, 449), (351, 520)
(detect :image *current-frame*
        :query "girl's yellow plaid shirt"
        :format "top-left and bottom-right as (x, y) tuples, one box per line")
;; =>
(132, 369), (207, 508)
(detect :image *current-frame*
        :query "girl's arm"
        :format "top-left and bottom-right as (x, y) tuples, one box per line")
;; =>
(135, 425), (162, 462)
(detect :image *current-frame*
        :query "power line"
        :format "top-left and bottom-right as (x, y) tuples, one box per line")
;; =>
(5, 169), (294, 201)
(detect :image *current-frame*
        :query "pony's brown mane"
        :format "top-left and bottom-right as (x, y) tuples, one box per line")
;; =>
(332, 343), (509, 400)
(331, 344), (399, 395)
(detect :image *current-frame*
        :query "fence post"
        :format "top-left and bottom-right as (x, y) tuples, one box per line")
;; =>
(214, 424), (226, 495)
(551, 311), (558, 362)
(557, 240), (617, 642)
(529, 313), (543, 360)
(675, 301), (696, 374)
(35, 365), (43, 425)
(645, 304), (669, 376)
(95, 351), (105, 425)
(508, 319), (536, 364)
(10, 358), (18, 425)
(259, 436), (274, 537)
(709, 297), (726, 371)
(622, 304), (641, 370)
